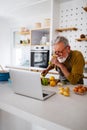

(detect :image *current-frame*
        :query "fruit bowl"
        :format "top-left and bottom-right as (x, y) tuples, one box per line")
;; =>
(73, 85), (87, 95)
(74, 91), (86, 95)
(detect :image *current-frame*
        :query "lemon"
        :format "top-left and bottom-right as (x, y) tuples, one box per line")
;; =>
(65, 87), (70, 92)
(49, 76), (55, 81)
(58, 89), (64, 95)
(63, 91), (70, 96)
(58, 86), (70, 96)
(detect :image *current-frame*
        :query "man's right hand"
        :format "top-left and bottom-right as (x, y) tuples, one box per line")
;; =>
(41, 69), (48, 77)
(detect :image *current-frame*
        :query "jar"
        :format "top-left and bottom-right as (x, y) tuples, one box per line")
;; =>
(35, 22), (41, 28)
(44, 18), (50, 27)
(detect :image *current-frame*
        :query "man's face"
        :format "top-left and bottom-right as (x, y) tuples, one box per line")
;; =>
(53, 42), (70, 62)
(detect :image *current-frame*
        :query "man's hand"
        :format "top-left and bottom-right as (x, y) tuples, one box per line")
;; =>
(51, 57), (61, 67)
(41, 69), (48, 76)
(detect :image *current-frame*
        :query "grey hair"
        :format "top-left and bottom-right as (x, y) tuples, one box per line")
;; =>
(53, 36), (69, 47)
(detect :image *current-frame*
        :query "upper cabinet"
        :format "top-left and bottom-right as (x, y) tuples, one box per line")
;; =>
(30, 27), (50, 45)
(14, 27), (50, 47)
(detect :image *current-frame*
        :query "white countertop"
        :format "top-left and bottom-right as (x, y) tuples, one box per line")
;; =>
(6, 65), (87, 78)
(0, 82), (87, 130)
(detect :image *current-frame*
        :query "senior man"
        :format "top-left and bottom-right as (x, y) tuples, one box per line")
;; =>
(41, 36), (85, 85)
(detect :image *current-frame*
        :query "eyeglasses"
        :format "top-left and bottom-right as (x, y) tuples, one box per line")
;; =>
(54, 46), (67, 56)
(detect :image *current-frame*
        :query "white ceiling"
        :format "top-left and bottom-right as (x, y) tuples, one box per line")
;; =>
(0, 0), (73, 19)
(0, 0), (72, 25)
(0, 0), (50, 18)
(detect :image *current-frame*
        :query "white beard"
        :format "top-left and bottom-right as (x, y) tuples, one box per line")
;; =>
(57, 55), (68, 63)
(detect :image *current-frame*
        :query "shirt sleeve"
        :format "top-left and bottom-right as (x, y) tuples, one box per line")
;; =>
(67, 52), (85, 85)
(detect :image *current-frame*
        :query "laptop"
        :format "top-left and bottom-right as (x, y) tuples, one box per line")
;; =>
(9, 69), (56, 100)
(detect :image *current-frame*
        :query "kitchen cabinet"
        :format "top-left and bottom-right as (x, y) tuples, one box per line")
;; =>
(30, 27), (50, 45)
(14, 27), (50, 46)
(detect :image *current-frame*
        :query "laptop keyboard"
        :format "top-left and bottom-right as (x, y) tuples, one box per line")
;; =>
(43, 93), (48, 97)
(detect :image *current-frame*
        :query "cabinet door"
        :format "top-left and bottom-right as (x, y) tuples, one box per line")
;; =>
(31, 28), (50, 45)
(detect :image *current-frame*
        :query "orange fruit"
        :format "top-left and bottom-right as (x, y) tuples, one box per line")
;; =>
(81, 87), (87, 92)
(78, 88), (84, 93)
(73, 87), (78, 92)
(50, 80), (56, 87)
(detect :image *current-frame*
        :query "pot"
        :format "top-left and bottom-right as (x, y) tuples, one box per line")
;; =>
(0, 65), (10, 81)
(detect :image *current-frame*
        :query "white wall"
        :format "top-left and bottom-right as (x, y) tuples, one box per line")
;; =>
(0, 17), (11, 68)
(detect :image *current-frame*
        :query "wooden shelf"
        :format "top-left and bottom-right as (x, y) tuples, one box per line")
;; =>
(83, 7), (87, 12)
(31, 27), (50, 31)
(76, 38), (87, 41)
(55, 27), (78, 32)
(16, 44), (30, 47)
(18, 31), (30, 35)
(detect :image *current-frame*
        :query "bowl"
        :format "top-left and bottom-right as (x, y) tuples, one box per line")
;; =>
(0, 71), (10, 81)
